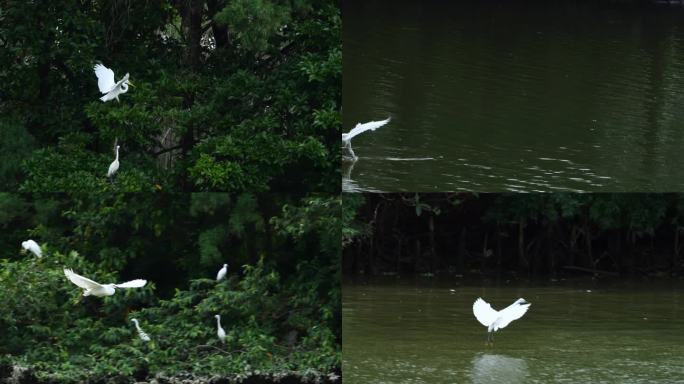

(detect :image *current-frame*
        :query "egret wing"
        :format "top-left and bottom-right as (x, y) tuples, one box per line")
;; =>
(345, 117), (391, 141)
(23, 240), (42, 257)
(497, 303), (530, 329)
(107, 160), (119, 177)
(29, 242), (42, 257)
(64, 269), (103, 290)
(94, 64), (116, 93)
(216, 267), (227, 281)
(115, 279), (147, 288)
(473, 297), (499, 327)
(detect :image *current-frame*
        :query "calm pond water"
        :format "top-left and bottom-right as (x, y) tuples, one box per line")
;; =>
(343, 279), (684, 383)
(342, 1), (684, 192)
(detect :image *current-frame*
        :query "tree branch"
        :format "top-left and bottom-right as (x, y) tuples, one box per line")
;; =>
(152, 144), (184, 157)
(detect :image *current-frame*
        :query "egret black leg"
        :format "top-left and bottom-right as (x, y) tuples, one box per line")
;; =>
(485, 331), (494, 347)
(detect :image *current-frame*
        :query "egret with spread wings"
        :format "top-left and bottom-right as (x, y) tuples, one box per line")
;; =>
(64, 268), (147, 297)
(94, 63), (134, 102)
(342, 117), (391, 160)
(473, 297), (530, 345)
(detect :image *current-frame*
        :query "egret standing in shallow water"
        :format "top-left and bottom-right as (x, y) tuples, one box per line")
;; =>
(21, 239), (42, 258)
(107, 145), (120, 180)
(94, 63), (134, 102)
(215, 314), (226, 344)
(131, 318), (151, 342)
(64, 269), (147, 297)
(341, 117), (391, 160)
(473, 297), (530, 345)
(216, 264), (228, 282)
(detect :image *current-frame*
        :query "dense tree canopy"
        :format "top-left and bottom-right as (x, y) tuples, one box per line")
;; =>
(0, 192), (340, 382)
(343, 193), (684, 279)
(0, 0), (340, 193)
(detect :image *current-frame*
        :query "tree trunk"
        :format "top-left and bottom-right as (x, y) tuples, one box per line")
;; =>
(674, 227), (681, 273)
(585, 222), (594, 274)
(428, 215), (436, 272)
(496, 222), (502, 276)
(482, 231), (489, 274)
(207, 0), (230, 48)
(177, 0), (203, 70)
(457, 227), (466, 274)
(518, 219), (526, 270)
(547, 224), (555, 278)
(174, 0), (204, 188)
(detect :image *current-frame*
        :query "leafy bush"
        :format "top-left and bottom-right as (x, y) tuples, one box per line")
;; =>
(0, 193), (340, 382)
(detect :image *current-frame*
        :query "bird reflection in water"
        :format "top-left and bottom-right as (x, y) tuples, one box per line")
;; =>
(469, 354), (529, 384)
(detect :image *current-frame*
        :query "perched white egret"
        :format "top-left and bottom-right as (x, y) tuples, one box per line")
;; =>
(216, 264), (228, 281)
(21, 239), (42, 258)
(107, 145), (120, 179)
(94, 63), (134, 102)
(63, 268), (147, 297)
(341, 117), (391, 160)
(215, 314), (226, 344)
(473, 297), (530, 345)
(130, 318), (151, 342)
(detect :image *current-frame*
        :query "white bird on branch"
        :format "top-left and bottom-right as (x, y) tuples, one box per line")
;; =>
(94, 63), (134, 102)
(473, 297), (530, 345)
(131, 318), (151, 342)
(107, 145), (120, 180)
(21, 239), (42, 258)
(341, 117), (391, 160)
(63, 268), (147, 297)
(215, 314), (226, 344)
(216, 264), (228, 282)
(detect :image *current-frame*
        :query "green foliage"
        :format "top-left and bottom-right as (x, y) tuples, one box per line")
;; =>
(0, 0), (340, 193)
(0, 120), (35, 190)
(215, 0), (303, 53)
(341, 194), (369, 246)
(0, 193), (339, 381)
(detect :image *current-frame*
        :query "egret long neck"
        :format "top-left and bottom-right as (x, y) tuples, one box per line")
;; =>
(216, 316), (221, 328)
(115, 147), (119, 161)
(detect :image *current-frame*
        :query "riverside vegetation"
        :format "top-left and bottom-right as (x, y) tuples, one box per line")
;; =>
(0, 193), (340, 383)
(0, 0), (340, 193)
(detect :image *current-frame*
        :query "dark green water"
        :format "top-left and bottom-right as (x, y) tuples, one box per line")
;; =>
(343, 279), (684, 383)
(342, 1), (684, 192)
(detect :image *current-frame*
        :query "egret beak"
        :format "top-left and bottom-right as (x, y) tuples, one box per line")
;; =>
(127, 80), (135, 87)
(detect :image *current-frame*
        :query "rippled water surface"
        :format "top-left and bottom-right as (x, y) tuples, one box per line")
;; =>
(342, 1), (684, 192)
(342, 279), (684, 383)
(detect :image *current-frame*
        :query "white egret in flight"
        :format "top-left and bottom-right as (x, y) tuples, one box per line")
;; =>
(216, 264), (228, 282)
(341, 117), (391, 160)
(107, 145), (120, 179)
(473, 297), (530, 345)
(215, 314), (226, 344)
(63, 268), (147, 297)
(21, 239), (42, 258)
(130, 318), (151, 342)
(94, 63), (134, 102)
